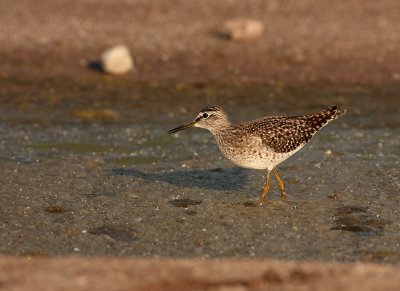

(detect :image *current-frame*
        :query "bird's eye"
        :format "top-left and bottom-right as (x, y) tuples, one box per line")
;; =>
(202, 113), (209, 118)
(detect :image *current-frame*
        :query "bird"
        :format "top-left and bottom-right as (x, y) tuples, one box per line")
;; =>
(168, 105), (346, 204)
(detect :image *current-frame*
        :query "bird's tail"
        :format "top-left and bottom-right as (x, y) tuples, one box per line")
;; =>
(327, 105), (346, 120)
(306, 106), (346, 132)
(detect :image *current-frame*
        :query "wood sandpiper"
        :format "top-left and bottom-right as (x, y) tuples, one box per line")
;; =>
(168, 105), (346, 204)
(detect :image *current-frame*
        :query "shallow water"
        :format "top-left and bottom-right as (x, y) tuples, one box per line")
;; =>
(0, 77), (399, 263)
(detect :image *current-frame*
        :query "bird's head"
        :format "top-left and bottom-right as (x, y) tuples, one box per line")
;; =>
(168, 105), (230, 134)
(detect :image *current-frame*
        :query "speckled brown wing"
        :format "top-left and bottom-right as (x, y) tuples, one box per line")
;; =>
(251, 116), (311, 153)
(247, 106), (345, 153)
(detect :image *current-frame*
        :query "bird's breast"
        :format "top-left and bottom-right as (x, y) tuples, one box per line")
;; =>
(212, 131), (304, 170)
(213, 132), (271, 169)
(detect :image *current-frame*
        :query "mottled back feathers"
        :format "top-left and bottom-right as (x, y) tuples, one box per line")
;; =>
(235, 106), (346, 153)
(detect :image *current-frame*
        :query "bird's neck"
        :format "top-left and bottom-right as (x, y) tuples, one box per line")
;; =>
(209, 119), (231, 132)
(208, 122), (232, 138)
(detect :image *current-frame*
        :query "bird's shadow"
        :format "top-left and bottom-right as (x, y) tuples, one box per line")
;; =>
(111, 167), (249, 191)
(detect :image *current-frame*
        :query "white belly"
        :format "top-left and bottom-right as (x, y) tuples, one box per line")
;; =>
(222, 144), (305, 171)
(213, 131), (305, 171)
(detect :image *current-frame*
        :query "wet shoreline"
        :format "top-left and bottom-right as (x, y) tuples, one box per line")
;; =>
(0, 77), (398, 263)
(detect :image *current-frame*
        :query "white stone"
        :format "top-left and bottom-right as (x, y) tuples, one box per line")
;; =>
(100, 45), (134, 74)
(223, 18), (264, 41)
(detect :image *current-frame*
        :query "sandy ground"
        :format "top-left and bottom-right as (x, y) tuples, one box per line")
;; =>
(1, 0), (400, 290)
(1, 0), (400, 84)
(1, 256), (400, 291)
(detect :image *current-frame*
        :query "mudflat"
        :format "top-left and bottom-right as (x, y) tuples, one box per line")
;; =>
(0, 0), (399, 290)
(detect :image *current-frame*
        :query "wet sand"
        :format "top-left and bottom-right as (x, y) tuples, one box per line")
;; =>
(0, 80), (399, 262)
(1, 0), (400, 289)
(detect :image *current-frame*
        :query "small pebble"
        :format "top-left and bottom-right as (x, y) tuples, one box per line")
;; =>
(223, 18), (264, 41)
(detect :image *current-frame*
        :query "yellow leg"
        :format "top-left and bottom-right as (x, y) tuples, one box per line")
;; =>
(273, 168), (287, 199)
(259, 170), (271, 205)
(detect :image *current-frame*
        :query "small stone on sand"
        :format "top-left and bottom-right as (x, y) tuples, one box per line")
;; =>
(100, 45), (134, 74)
(223, 18), (264, 41)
